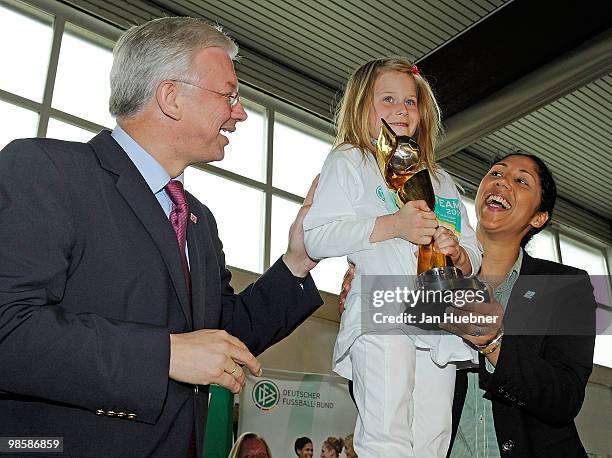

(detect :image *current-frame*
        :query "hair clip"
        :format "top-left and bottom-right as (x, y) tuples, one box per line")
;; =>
(410, 64), (420, 76)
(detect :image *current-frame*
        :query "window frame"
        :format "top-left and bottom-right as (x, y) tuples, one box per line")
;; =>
(3, 0), (611, 299)
(0, 0), (119, 137)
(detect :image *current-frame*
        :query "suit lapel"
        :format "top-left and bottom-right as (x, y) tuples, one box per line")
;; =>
(185, 195), (207, 329)
(505, 253), (553, 336)
(88, 131), (193, 327)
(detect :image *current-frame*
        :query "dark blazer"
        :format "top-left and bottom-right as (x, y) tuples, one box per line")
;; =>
(0, 131), (322, 457)
(450, 252), (596, 457)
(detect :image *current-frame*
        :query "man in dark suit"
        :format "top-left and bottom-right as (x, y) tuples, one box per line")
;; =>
(0, 17), (322, 457)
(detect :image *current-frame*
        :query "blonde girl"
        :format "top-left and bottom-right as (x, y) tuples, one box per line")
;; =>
(304, 58), (482, 457)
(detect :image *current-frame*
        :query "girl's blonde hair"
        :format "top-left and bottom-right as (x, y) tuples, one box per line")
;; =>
(334, 58), (442, 172)
(323, 436), (344, 457)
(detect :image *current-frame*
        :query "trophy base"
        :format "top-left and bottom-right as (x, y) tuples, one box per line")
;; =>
(416, 266), (488, 294)
(407, 267), (489, 330)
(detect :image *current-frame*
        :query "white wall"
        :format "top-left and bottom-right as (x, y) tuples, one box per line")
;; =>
(258, 316), (339, 374)
(577, 366), (612, 456)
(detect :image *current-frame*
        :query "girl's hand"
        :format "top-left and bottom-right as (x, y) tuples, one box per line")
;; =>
(433, 226), (459, 258)
(433, 226), (471, 275)
(394, 200), (438, 244)
(369, 200), (437, 245)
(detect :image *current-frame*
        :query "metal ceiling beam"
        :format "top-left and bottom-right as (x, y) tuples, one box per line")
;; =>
(418, 0), (611, 118)
(437, 28), (612, 159)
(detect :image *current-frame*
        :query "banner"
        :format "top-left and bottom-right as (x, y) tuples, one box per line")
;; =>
(238, 369), (357, 456)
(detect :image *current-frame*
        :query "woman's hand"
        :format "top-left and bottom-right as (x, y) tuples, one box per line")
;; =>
(338, 262), (356, 315)
(439, 288), (504, 348)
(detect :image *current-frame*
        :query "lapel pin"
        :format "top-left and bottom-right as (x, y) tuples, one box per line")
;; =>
(523, 290), (535, 299)
(190, 213), (198, 224)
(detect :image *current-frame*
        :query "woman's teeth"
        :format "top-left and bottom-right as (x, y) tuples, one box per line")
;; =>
(486, 194), (511, 209)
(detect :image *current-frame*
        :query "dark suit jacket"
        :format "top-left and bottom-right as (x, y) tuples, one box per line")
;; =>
(0, 131), (322, 457)
(450, 253), (596, 457)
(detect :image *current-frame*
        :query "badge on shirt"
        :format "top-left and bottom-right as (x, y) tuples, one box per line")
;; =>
(377, 185), (402, 213)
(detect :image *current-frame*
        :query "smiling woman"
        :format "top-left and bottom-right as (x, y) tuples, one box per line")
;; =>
(447, 151), (597, 458)
(294, 436), (313, 458)
(476, 153), (554, 249)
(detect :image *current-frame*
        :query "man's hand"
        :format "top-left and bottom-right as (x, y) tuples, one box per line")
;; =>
(169, 329), (261, 394)
(439, 289), (503, 347)
(339, 262), (356, 315)
(283, 175), (319, 277)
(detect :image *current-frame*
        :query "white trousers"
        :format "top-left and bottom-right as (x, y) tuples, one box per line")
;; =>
(351, 333), (456, 458)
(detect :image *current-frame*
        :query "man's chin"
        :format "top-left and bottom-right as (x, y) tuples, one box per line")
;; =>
(191, 145), (225, 165)
(207, 152), (225, 163)
(212, 145), (226, 162)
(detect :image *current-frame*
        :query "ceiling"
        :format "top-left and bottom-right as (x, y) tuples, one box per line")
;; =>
(50, 0), (612, 243)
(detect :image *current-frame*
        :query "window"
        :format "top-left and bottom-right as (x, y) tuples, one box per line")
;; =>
(0, 1), (114, 152)
(182, 96), (340, 290)
(270, 196), (301, 265)
(462, 198), (477, 229)
(178, 94), (337, 288)
(559, 234), (612, 368)
(269, 114), (343, 292)
(46, 118), (96, 142)
(185, 167), (265, 274)
(525, 230), (557, 262)
(52, 24), (114, 128)
(559, 235), (608, 275)
(270, 196), (346, 294)
(0, 100), (38, 149)
(593, 310), (612, 368)
(0, 2), (53, 149)
(0, 3), (52, 102)
(215, 102), (266, 182)
(273, 113), (332, 197)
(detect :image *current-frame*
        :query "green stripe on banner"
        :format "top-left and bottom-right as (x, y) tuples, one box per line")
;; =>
(287, 374), (321, 439)
(203, 385), (234, 458)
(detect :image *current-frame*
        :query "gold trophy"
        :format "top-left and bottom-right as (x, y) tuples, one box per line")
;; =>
(375, 119), (485, 294)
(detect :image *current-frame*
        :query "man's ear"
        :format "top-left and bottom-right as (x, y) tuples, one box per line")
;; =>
(155, 80), (182, 120)
(530, 211), (549, 229)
